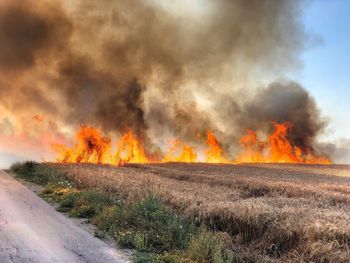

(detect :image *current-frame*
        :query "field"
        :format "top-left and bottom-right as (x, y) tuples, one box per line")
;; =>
(12, 162), (350, 262)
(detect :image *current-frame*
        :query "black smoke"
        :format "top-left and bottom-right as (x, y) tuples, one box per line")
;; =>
(241, 82), (326, 150)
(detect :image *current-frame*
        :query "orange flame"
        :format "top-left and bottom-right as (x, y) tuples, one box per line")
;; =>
(114, 129), (148, 165)
(53, 126), (149, 165)
(52, 125), (112, 164)
(236, 122), (331, 164)
(269, 122), (303, 163)
(205, 131), (228, 163)
(238, 130), (266, 162)
(53, 122), (331, 166)
(162, 139), (197, 163)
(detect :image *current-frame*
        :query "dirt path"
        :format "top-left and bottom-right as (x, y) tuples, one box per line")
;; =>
(0, 170), (128, 263)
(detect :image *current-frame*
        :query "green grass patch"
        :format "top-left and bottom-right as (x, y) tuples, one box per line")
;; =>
(10, 161), (38, 180)
(10, 161), (73, 186)
(93, 196), (196, 253)
(58, 190), (115, 218)
(188, 229), (234, 263)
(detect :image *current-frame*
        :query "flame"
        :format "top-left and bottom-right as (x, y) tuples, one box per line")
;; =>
(114, 129), (148, 165)
(269, 122), (303, 163)
(236, 122), (331, 164)
(53, 126), (148, 166)
(53, 125), (112, 164)
(238, 130), (266, 162)
(53, 122), (331, 166)
(205, 131), (228, 163)
(162, 139), (197, 163)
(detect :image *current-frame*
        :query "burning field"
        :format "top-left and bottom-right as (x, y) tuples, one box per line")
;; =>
(1, 0), (350, 262)
(52, 122), (331, 166)
(0, 0), (345, 165)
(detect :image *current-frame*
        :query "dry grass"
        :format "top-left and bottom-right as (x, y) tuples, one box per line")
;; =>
(42, 162), (350, 262)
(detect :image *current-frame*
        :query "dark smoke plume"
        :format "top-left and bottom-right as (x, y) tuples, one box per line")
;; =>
(0, 0), (330, 156)
(0, 1), (70, 71)
(240, 81), (326, 150)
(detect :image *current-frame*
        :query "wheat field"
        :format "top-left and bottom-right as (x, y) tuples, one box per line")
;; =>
(42, 162), (350, 262)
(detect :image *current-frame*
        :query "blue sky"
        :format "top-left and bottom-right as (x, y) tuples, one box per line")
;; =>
(295, 0), (350, 141)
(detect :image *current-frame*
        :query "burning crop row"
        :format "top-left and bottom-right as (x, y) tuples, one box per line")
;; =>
(52, 122), (331, 165)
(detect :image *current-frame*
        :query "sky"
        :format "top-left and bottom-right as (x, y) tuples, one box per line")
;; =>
(295, 0), (350, 142)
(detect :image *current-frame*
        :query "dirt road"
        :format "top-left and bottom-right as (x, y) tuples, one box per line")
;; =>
(0, 170), (128, 263)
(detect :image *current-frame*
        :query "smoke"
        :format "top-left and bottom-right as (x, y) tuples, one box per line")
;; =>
(0, 0), (331, 158)
(54, 56), (147, 138)
(0, 1), (70, 71)
(239, 81), (326, 150)
(318, 140), (350, 164)
(0, 0), (71, 122)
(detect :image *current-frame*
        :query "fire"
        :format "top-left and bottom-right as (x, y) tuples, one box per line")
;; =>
(238, 130), (266, 163)
(53, 125), (112, 164)
(53, 126), (148, 165)
(114, 129), (148, 165)
(205, 131), (228, 163)
(53, 122), (331, 166)
(269, 122), (303, 163)
(236, 122), (331, 164)
(162, 139), (197, 163)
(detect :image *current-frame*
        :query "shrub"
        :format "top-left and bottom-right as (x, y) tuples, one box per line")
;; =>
(10, 161), (38, 180)
(188, 228), (234, 263)
(70, 204), (96, 218)
(129, 196), (196, 253)
(92, 206), (120, 232)
(58, 191), (113, 218)
(93, 196), (197, 254)
(58, 192), (81, 212)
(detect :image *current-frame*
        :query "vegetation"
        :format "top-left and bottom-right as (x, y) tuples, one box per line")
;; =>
(10, 161), (350, 262)
(11, 161), (233, 262)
